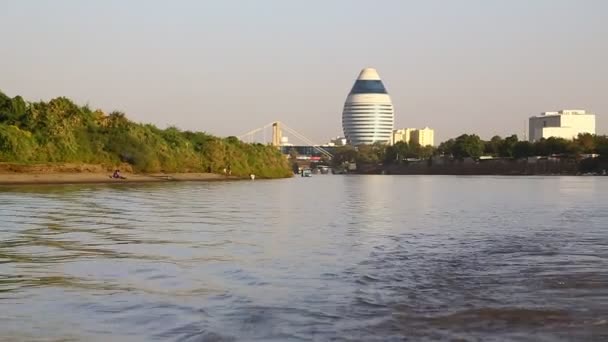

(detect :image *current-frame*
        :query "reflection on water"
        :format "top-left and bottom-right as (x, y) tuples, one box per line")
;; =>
(1, 176), (607, 341)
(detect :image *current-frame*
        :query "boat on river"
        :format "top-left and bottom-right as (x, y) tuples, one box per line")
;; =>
(301, 169), (312, 177)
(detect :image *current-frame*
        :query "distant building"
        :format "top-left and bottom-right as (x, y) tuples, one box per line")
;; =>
(391, 128), (415, 145)
(391, 127), (435, 146)
(410, 127), (434, 146)
(529, 109), (596, 142)
(280, 136), (293, 147)
(342, 68), (394, 145)
(329, 136), (347, 146)
(280, 145), (340, 157)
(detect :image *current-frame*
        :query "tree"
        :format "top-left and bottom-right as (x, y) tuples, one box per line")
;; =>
(498, 134), (518, 158)
(576, 133), (596, 153)
(371, 141), (387, 162)
(596, 135), (608, 157)
(331, 145), (358, 166)
(406, 142), (434, 160)
(417, 145), (435, 159)
(384, 141), (410, 163)
(356, 144), (381, 164)
(10, 96), (27, 119)
(452, 134), (485, 159)
(485, 135), (503, 156)
(0, 94), (27, 124)
(544, 137), (569, 155)
(437, 138), (455, 156)
(0, 91), (12, 121)
(0, 89), (293, 177)
(513, 141), (534, 159)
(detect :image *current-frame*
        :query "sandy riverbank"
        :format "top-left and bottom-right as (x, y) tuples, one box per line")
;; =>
(0, 172), (240, 186)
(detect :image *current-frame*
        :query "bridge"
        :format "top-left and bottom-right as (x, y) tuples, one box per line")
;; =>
(238, 121), (334, 159)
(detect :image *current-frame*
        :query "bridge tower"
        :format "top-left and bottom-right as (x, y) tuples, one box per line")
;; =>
(237, 121), (333, 159)
(272, 121), (282, 147)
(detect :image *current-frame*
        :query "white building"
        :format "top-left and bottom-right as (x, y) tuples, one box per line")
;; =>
(391, 128), (414, 145)
(529, 109), (596, 142)
(280, 136), (293, 147)
(410, 127), (434, 146)
(391, 127), (435, 146)
(342, 68), (394, 145)
(330, 136), (347, 146)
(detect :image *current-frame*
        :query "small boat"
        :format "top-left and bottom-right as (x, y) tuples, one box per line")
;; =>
(301, 169), (312, 177)
(319, 166), (330, 174)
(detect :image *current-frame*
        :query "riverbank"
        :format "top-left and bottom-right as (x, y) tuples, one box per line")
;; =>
(354, 156), (608, 176)
(0, 172), (242, 186)
(0, 91), (293, 179)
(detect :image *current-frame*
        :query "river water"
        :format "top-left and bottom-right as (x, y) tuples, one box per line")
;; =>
(0, 175), (607, 341)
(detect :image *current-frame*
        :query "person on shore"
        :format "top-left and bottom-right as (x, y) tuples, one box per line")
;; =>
(111, 169), (126, 180)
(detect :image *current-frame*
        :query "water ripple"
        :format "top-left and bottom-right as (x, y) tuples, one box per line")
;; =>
(0, 176), (607, 341)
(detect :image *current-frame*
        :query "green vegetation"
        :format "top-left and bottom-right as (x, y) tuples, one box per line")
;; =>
(331, 133), (608, 167)
(405, 133), (608, 161)
(0, 90), (292, 178)
(437, 134), (486, 159)
(378, 141), (434, 163)
(476, 133), (608, 159)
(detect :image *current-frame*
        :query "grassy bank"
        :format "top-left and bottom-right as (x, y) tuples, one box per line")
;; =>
(0, 91), (292, 178)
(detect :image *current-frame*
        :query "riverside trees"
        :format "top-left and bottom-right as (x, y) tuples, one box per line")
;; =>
(0, 90), (291, 178)
(332, 133), (608, 167)
(438, 133), (608, 160)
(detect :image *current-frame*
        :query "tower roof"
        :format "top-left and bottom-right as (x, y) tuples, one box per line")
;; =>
(357, 68), (381, 81)
(349, 67), (387, 94)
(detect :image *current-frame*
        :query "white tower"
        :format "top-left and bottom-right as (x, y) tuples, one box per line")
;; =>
(342, 68), (394, 145)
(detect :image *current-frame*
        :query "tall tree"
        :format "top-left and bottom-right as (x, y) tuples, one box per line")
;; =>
(485, 135), (503, 156)
(498, 134), (519, 158)
(452, 134), (485, 159)
(576, 133), (596, 153)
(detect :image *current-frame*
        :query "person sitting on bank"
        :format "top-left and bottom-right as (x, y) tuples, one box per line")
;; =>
(111, 169), (126, 179)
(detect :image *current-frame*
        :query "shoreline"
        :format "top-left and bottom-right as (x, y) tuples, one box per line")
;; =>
(0, 172), (244, 186)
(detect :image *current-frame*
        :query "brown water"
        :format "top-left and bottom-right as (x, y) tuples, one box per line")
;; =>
(1, 175), (607, 341)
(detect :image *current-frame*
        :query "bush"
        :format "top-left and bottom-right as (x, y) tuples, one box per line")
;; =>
(0, 90), (291, 177)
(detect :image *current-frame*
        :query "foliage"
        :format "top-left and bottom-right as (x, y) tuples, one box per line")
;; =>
(437, 139), (455, 156)
(384, 141), (434, 163)
(331, 145), (358, 165)
(356, 143), (386, 164)
(344, 132), (608, 166)
(446, 133), (608, 160)
(0, 90), (291, 177)
(451, 134), (485, 159)
(512, 141), (534, 159)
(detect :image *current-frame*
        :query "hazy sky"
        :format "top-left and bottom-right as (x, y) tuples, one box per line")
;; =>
(1, 0), (606, 144)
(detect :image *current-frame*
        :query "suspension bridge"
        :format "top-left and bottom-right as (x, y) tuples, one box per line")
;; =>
(237, 121), (334, 159)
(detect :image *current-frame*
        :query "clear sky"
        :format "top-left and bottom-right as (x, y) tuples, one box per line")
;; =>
(1, 0), (606, 144)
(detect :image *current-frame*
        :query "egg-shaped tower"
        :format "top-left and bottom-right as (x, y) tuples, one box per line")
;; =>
(342, 68), (394, 145)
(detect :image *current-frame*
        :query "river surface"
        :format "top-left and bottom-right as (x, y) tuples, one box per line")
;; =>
(1, 175), (607, 341)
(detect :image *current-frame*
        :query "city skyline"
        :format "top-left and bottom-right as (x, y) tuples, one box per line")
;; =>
(1, 1), (606, 144)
